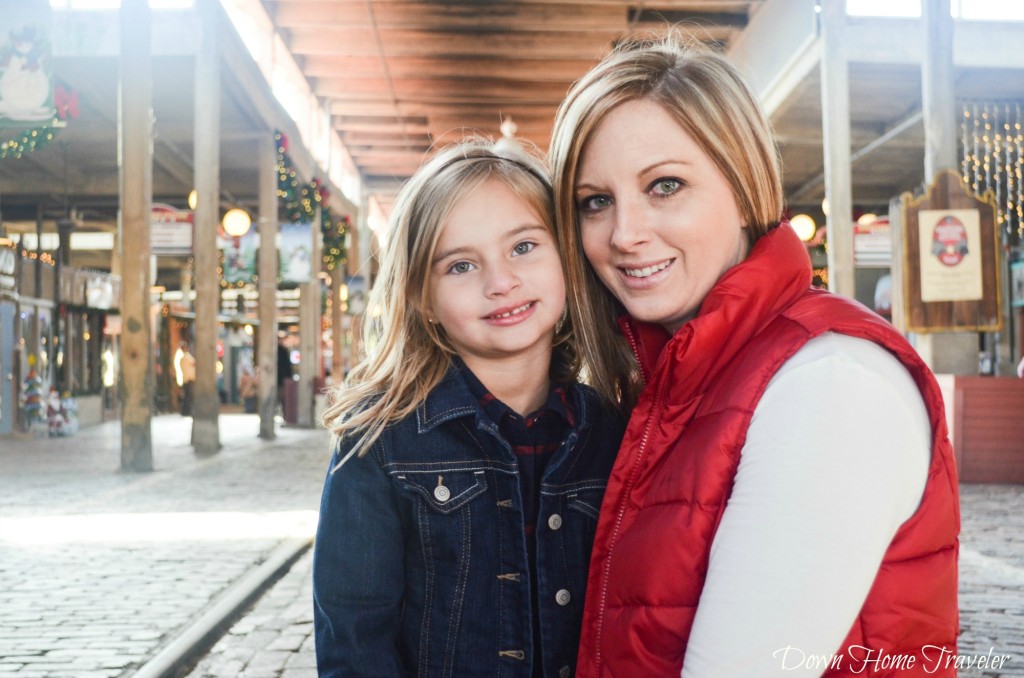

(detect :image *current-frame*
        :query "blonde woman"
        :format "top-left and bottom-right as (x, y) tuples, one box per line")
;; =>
(549, 35), (959, 677)
(313, 137), (624, 677)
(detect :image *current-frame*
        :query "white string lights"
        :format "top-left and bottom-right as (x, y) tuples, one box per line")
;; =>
(961, 102), (1024, 240)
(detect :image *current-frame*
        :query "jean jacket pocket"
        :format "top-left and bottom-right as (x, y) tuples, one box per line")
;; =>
(392, 469), (488, 515)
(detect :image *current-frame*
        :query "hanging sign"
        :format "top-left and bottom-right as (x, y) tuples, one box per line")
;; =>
(0, 247), (16, 289)
(0, 2), (56, 125)
(151, 203), (193, 255)
(899, 170), (1001, 332)
(280, 222), (313, 284)
(219, 229), (257, 285)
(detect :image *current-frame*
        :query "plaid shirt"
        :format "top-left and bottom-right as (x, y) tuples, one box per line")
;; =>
(459, 364), (575, 541)
(460, 363), (576, 678)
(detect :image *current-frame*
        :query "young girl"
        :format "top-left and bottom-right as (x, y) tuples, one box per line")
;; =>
(313, 138), (624, 678)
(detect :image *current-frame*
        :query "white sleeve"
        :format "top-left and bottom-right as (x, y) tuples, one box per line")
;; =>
(681, 333), (931, 678)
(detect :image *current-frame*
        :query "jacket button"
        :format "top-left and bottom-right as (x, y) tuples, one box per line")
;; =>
(555, 589), (571, 606)
(433, 485), (451, 502)
(547, 513), (563, 530)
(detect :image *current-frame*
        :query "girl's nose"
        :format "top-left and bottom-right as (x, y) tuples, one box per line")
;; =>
(484, 263), (521, 297)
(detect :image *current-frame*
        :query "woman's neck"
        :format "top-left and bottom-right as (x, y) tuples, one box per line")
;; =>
(462, 350), (552, 416)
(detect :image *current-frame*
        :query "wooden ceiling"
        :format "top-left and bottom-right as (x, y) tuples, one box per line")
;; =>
(265, 0), (763, 198)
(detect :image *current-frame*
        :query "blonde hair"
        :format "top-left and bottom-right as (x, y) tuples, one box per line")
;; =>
(321, 137), (574, 460)
(549, 33), (784, 407)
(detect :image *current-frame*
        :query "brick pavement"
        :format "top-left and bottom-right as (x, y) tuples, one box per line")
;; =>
(0, 414), (332, 678)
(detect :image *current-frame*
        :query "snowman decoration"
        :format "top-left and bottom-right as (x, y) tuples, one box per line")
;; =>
(0, 26), (55, 122)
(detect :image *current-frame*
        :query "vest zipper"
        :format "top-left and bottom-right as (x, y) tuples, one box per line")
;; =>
(593, 367), (664, 669)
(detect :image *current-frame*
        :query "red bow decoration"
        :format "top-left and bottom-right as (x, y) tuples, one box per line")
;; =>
(54, 84), (79, 121)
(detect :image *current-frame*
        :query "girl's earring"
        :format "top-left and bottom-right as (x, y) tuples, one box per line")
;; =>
(555, 306), (568, 334)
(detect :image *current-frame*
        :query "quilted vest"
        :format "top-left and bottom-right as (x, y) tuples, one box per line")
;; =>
(577, 225), (960, 678)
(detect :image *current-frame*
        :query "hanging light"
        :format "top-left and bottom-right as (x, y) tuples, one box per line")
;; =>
(790, 213), (817, 242)
(821, 197), (830, 217)
(222, 208), (252, 237)
(500, 117), (518, 138)
(188, 189), (198, 211)
(857, 212), (878, 225)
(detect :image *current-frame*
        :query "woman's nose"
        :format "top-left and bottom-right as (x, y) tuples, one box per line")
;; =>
(608, 199), (650, 252)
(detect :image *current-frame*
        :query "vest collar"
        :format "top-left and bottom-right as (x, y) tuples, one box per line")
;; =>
(619, 223), (812, 392)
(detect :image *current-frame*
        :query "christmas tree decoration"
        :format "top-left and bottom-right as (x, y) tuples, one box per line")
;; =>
(21, 360), (46, 432)
(274, 131), (349, 273)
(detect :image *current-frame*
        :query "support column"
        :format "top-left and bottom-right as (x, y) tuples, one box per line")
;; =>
(819, 0), (855, 298)
(916, 0), (977, 374)
(330, 266), (344, 384)
(257, 134), (278, 440)
(118, 0), (153, 472)
(296, 212), (320, 427)
(192, 0), (221, 453)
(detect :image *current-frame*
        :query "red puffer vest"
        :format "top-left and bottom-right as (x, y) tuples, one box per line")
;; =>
(577, 225), (959, 678)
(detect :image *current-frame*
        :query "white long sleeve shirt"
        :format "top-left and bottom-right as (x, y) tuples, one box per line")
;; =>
(681, 332), (931, 677)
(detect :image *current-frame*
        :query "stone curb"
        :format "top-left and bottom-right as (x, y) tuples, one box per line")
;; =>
(132, 537), (313, 678)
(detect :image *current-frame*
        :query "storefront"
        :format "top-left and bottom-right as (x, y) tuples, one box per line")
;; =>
(0, 246), (18, 436)
(58, 267), (121, 425)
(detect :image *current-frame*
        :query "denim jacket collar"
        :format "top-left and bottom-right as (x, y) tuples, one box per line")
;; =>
(416, 365), (594, 437)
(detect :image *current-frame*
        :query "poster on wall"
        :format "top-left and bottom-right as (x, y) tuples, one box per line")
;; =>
(0, 2), (56, 125)
(918, 209), (983, 302)
(280, 222), (313, 284)
(220, 230), (257, 285)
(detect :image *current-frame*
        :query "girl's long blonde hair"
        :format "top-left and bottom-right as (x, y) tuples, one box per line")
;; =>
(321, 137), (576, 461)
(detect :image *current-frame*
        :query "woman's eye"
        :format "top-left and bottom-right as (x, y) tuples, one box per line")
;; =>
(651, 178), (682, 195)
(579, 195), (612, 212)
(512, 241), (535, 256)
(447, 261), (474, 275)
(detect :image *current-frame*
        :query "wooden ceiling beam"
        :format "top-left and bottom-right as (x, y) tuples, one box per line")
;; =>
(287, 28), (617, 59)
(315, 77), (572, 100)
(272, 2), (626, 31)
(301, 55), (598, 81)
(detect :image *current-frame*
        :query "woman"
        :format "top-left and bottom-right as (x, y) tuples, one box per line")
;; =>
(549, 35), (959, 677)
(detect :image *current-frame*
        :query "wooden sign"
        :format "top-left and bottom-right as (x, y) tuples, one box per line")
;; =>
(900, 170), (1002, 332)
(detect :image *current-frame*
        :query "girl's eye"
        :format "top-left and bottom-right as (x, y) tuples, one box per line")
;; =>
(447, 261), (475, 275)
(512, 241), (535, 256)
(651, 178), (682, 196)
(578, 195), (612, 212)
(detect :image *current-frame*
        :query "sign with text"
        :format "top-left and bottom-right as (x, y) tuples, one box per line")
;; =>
(151, 203), (193, 255)
(899, 170), (1001, 332)
(918, 209), (982, 302)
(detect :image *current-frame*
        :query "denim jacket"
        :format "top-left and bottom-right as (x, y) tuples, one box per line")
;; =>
(313, 368), (624, 678)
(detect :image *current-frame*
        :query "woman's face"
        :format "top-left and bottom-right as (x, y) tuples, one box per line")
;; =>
(574, 98), (748, 334)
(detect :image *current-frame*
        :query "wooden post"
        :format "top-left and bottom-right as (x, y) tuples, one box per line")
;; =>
(819, 0), (855, 299)
(258, 133), (278, 440)
(915, 0), (979, 374)
(330, 266), (344, 385)
(297, 211), (320, 427)
(118, 0), (153, 472)
(192, 0), (221, 454)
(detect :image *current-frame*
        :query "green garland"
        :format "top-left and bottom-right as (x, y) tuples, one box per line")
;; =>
(275, 131), (349, 272)
(1, 119), (62, 160)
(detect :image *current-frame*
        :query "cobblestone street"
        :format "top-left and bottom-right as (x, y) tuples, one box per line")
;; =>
(0, 414), (330, 677)
(1, 416), (1023, 677)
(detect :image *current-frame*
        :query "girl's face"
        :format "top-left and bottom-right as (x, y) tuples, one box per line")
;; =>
(574, 98), (749, 334)
(427, 178), (565, 372)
